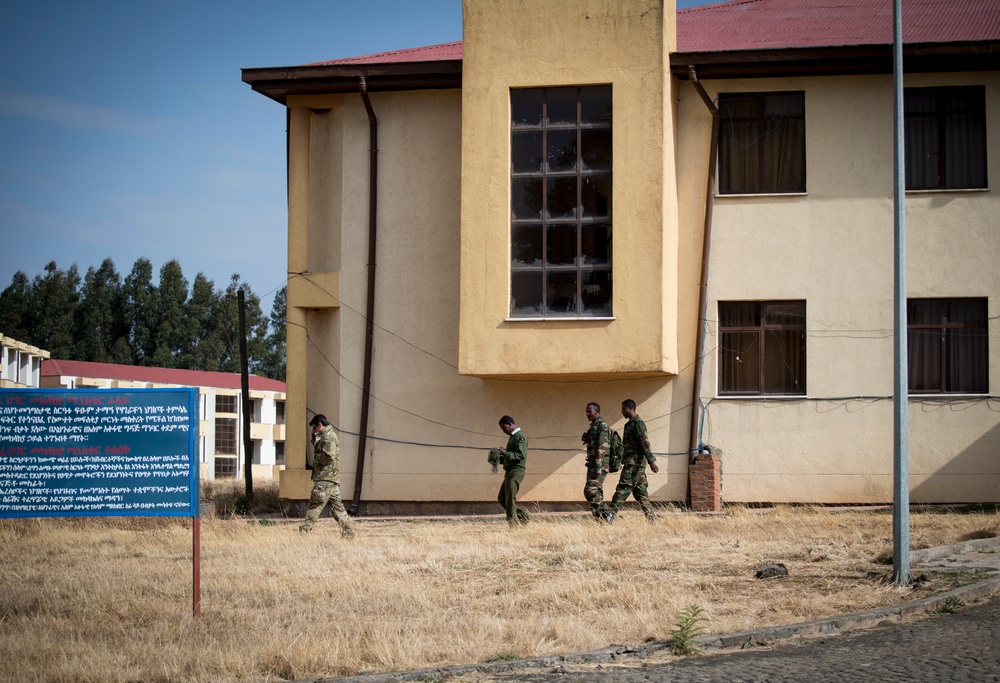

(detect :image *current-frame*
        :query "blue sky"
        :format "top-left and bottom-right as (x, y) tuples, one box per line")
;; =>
(1, 0), (722, 313)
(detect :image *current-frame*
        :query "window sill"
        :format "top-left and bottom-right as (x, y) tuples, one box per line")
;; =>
(715, 192), (808, 199)
(505, 316), (616, 322)
(905, 188), (989, 194)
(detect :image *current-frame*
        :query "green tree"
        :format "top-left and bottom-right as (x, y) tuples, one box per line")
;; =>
(31, 261), (80, 358)
(151, 260), (189, 367)
(184, 273), (222, 371)
(210, 275), (268, 374)
(121, 258), (158, 365)
(73, 258), (125, 363)
(0, 271), (35, 342)
(258, 285), (286, 380)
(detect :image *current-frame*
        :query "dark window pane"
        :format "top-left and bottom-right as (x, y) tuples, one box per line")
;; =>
(546, 272), (577, 315)
(546, 224), (576, 265)
(720, 331), (760, 393)
(719, 301), (805, 395)
(581, 128), (611, 171)
(581, 86), (612, 124)
(580, 270), (612, 316)
(547, 87), (577, 125)
(547, 130), (577, 172)
(512, 131), (543, 173)
(512, 224), (542, 266)
(908, 297), (988, 393)
(719, 92), (806, 194)
(547, 177), (577, 218)
(905, 86), (987, 190)
(511, 272), (543, 316)
(512, 177), (543, 219)
(582, 223), (610, 264)
(581, 174), (610, 218)
(511, 89), (542, 127)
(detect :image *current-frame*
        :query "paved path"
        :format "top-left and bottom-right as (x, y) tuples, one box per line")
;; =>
(465, 592), (1000, 682)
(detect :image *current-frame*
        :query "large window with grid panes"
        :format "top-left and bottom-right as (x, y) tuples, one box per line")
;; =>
(509, 85), (612, 317)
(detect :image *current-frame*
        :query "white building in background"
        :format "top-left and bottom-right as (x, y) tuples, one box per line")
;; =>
(1, 334), (50, 389)
(40, 359), (287, 482)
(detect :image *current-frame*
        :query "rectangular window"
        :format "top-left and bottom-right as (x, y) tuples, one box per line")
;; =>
(215, 394), (236, 414)
(275, 400), (285, 424)
(214, 456), (237, 479)
(908, 298), (988, 393)
(718, 92), (806, 194)
(215, 417), (237, 455)
(275, 442), (285, 466)
(718, 301), (806, 395)
(905, 86), (987, 190)
(510, 85), (612, 317)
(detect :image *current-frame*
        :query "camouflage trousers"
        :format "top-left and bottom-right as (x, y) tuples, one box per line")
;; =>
(498, 467), (530, 526)
(301, 480), (353, 536)
(610, 463), (653, 519)
(584, 467), (609, 518)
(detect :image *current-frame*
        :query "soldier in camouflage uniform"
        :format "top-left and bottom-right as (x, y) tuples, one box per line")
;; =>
(608, 399), (660, 523)
(581, 402), (612, 522)
(299, 414), (353, 537)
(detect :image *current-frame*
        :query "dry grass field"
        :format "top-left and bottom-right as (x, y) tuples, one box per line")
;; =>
(1, 489), (997, 683)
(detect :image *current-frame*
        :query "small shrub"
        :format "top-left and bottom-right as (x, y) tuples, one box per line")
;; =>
(669, 604), (708, 656)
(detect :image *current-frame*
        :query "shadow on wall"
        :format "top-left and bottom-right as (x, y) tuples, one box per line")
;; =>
(910, 412), (1000, 504)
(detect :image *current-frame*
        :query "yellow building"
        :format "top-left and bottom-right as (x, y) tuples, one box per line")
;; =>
(243, 0), (999, 513)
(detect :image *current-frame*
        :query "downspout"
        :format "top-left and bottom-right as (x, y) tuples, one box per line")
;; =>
(687, 66), (719, 477)
(350, 77), (378, 515)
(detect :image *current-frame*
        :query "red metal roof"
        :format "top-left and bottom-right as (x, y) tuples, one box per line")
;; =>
(309, 41), (463, 66)
(41, 359), (286, 393)
(306, 0), (998, 65)
(677, 0), (1000, 52)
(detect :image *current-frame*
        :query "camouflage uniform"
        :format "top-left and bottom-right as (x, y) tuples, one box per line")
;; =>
(610, 414), (657, 521)
(300, 424), (353, 537)
(583, 416), (611, 519)
(498, 428), (530, 526)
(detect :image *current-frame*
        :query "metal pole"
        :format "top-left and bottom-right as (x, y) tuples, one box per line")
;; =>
(891, 0), (911, 586)
(238, 289), (253, 501)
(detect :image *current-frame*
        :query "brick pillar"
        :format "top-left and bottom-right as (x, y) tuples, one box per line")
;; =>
(689, 447), (722, 512)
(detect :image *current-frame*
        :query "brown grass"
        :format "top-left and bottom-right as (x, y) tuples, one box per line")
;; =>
(1, 494), (997, 683)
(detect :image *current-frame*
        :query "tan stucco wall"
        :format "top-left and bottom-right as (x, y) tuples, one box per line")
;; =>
(280, 83), (692, 505)
(678, 70), (1000, 503)
(458, 0), (680, 377)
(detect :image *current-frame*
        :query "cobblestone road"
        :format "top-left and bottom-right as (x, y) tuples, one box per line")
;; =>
(459, 593), (1000, 683)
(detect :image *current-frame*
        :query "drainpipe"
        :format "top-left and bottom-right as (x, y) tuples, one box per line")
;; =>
(350, 77), (378, 515)
(687, 66), (719, 479)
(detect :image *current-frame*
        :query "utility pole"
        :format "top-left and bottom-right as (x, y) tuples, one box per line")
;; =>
(891, 0), (910, 586)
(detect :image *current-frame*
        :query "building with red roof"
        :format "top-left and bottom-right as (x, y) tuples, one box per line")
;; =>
(41, 359), (287, 482)
(243, 0), (999, 514)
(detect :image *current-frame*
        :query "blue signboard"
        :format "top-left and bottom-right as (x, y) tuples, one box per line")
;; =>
(0, 388), (199, 518)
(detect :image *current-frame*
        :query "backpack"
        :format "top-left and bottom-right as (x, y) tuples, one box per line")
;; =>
(608, 429), (623, 473)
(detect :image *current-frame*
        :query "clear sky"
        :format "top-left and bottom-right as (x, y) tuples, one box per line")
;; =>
(1, 0), (723, 313)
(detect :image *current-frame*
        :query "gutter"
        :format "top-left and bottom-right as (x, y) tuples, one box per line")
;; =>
(350, 77), (378, 515)
(687, 66), (719, 471)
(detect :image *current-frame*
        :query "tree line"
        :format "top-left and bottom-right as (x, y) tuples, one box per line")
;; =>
(0, 258), (286, 381)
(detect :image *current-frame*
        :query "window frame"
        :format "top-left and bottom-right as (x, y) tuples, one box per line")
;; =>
(509, 85), (613, 319)
(717, 300), (807, 396)
(717, 91), (807, 196)
(907, 297), (989, 394)
(904, 85), (987, 191)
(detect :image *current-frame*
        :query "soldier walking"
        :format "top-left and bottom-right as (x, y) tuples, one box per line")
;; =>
(608, 399), (659, 523)
(299, 414), (354, 538)
(582, 402), (612, 522)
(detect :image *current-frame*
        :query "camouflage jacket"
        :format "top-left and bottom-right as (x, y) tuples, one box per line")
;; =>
(311, 424), (341, 483)
(623, 415), (656, 469)
(584, 417), (610, 470)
